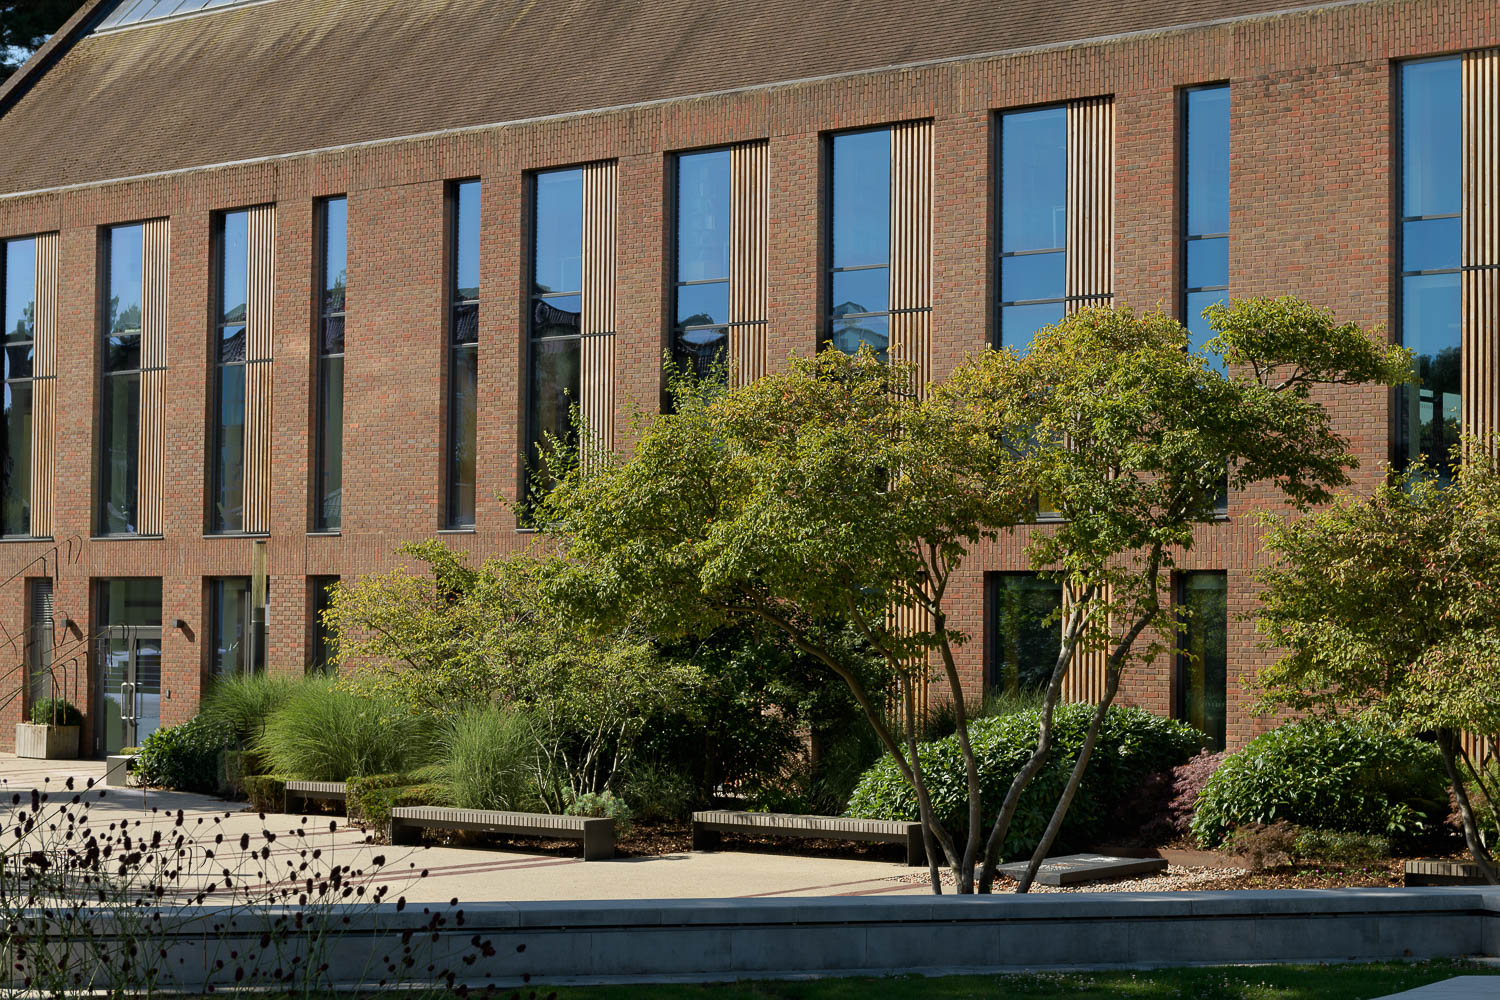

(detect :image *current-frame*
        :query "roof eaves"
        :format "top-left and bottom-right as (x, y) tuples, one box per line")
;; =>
(0, 0), (117, 119)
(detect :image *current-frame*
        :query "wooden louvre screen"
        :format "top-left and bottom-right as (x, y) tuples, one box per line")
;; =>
(29, 232), (58, 539)
(889, 120), (933, 394)
(581, 161), (617, 464)
(1060, 584), (1110, 705)
(136, 218), (170, 537)
(242, 205), (276, 534)
(1065, 97), (1114, 314)
(1463, 48), (1500, 445)
(888, 602), (933, 720)
(728, 140), (769, 385)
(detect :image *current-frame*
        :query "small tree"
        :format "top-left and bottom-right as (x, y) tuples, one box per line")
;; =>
(538, 297), (1407, 893)
(1256, 448), (1500, 883)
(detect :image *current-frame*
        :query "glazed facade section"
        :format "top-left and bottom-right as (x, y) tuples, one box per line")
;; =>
(0, 0), (1498, 756)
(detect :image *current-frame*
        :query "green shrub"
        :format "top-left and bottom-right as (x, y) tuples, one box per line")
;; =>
(846, 703), (1203, 859)
(200, 672), (294, 744)
(243, 775), (287, 813)
(419, 706), (539, 812)
(29, 698), (82, 728)
(134, 715), (237, 793)
(1294, 828), (1391, 865)
(1227, 821), (1300, 870)
(254, 676), (442, 781)
(621, 762), (696, 823)
(565, 790), (633, 837)
(1190, 718), (1449, 848)
(346, 773), (442, 839)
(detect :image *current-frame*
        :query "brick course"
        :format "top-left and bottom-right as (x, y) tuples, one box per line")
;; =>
(0, 0), (1495, 754)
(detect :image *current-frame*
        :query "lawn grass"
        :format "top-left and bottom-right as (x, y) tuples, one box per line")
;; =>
(536, 960), (1498, 999)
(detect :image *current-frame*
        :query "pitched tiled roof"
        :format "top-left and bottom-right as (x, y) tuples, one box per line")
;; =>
(0, 0), (1332, 195)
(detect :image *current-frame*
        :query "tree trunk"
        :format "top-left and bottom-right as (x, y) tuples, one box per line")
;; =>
(1437, 729), (1500, 885)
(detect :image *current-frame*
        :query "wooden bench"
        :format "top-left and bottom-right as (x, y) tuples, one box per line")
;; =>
(691, 810), (927, 866)
(388, 806), (615, 861)
(285, 780), (348, 814)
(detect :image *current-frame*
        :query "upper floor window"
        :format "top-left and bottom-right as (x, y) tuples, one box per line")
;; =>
(1183, 85), (1229, 357)
(2, 236), (36, 537)
(446, 180), (480, 529)
(997, 106), (1068, 351)
(673, 149), (731, 379)
(1399, 58), (1462, 480)
(525, 168), (583, 507)
(828, 129), (891, 359)
(99, 223), (145, 535)
(210, 210), (251, 534)
(315, 197), (347, 533)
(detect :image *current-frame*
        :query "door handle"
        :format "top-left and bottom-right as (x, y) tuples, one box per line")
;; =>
(120, 681), (135, 723)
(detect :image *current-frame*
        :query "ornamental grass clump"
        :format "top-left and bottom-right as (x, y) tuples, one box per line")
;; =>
(255, 675), (442, 781)
(418, 704), (541, 813)
(199, 670), (294, 745)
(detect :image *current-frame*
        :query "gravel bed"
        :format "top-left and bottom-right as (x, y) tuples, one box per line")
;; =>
(889, 863), (1252, 892)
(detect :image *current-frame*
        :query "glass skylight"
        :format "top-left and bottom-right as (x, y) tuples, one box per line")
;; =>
(96, 0), (261, 31)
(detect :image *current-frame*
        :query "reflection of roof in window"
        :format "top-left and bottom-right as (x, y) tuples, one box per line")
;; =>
(96, 0), (266, 31)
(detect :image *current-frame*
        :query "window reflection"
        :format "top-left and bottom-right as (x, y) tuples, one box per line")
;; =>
(674, 150), (732, 378)
(447, 181), (480, 528)
(2, 237), (36, 537)
(998, 107), (1067, 352)
(315, 197), (347, 532)
(988, 573), (1062, 695)
(1176, 572), (1227, 751)
(100, 225), (144, 535)
(211, 211), (251, 534)
(828, 129), (891, 360)
(1183, 85), (1229, 360)
(525, 169), (584, 510)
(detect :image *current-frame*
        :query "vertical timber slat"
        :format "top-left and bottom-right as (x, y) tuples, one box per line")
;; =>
(1065, 97), (1114, 314)
(1463, 49), (1500, 447)
(29, 232), (58, 539)
(729, 141), (769, 385)
(136, 219), (169, 537)
(889, 120), (933, 395)
(242, 204), (276, 534)
(581, 161), (617, 465)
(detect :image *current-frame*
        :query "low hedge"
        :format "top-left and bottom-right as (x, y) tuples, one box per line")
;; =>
(346, 773), (444, 840)
(1190, 718), (1448, 849)
(133, 715), (237, 793)
(846, 703), (1204, 859)
(243, 775), (287, 814)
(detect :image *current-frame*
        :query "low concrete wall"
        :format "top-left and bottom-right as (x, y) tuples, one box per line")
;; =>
(7, 887), (1499, 990)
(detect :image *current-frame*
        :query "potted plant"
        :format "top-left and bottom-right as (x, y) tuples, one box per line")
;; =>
(16, 698), (83, 760)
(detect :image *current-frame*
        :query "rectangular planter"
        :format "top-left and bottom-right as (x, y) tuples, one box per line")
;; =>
(15, 723), (80, 760)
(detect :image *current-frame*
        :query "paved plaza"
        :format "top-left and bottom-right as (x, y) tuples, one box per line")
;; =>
(0, 754), (929, 903)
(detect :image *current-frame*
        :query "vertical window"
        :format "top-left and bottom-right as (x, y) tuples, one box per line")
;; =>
(1399, 59), (1462, 480)
(210, 576), (267, 675)
(1175, 571), (1228, 751)
(674, 149), (731, 378)
(446, 181), (480, 528)
(987, 573), (1062, 694)
(315, 197), (346, 532)
(526, 168), (583, 505)
(211, 211), (250, 533)
(309, 575), (339, 673)
(1183, 85), (1230, 356)
(827, 129), (891, 359)
(2, 237), (36, 536)
(100, 223), (144, 535)
(997, 106), (1068, 351)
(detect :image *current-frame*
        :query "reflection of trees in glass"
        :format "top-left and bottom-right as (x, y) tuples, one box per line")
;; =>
(109, 298), (141, 336)
(1413, 345), (1461, 479)
(991, 575), (1062, 694)
(1177, 573), (1227, 751)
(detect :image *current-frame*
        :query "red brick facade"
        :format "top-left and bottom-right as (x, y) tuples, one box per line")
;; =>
(1, 0), (1496, 754)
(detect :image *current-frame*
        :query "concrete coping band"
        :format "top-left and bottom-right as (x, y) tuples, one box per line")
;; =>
(4, 887), (1498, 990)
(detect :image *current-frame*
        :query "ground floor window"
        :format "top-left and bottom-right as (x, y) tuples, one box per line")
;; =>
(309, 575), (339, 673)
(987, 572), (1062, 695)
(210, 576), (267, 676)
(94, 577), (162, 755)
(1175, 571), (1228, 750)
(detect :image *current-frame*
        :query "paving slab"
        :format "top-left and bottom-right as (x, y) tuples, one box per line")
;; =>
(994, 853), (1169, 885)
(1374, 977), (1500, 999)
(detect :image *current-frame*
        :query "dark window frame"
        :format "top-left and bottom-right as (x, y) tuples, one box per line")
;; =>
(1173, 570), (1228, 751)
(309, 574), (340, 673)
(1, 235), (40, 539)
(670, 146), (733, 381)
(824, 126), (893, 360)
(97, 222), (148, 538)
(994, 103), (1069, 350)
(984, 570), (1064, 695)
(445, 179), (481, 530)
(1178, 83), (1232, 317)
(313, 196), (347, 533)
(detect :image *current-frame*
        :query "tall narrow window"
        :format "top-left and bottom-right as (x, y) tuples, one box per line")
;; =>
(997, 107), (1067, 351)
(100, 223), (144, 535)
(827, 129), (891, 359)
(526, 168), (583, 504)
(987, 573), (1062, 694)
(1183, 85), (1230, 356)
(210, 576), (267, 675)
(446, 180), (480, 528)
(315, 197), (346, 532)
(1176, 571), (1228, 751)
(309, 575), (339, 673)
(2, 237), (36, 536)
(674, 149), (731, 378)
(1399, 59), (1462, 480)
(211, 211), (250, 533)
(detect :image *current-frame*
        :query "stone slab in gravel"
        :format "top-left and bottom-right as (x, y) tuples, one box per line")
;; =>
(994, 853), (1169, 885)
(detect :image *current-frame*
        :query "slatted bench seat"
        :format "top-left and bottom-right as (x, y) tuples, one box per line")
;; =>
(388, 806), (615, 861)
(285, 780), (347, 814)
(691, 810), (926, 866)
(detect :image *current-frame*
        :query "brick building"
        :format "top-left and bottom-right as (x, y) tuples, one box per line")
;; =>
(0, 0), (1495, 757)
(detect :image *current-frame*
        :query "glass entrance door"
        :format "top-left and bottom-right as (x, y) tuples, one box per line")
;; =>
(99, 625), (162, 754)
